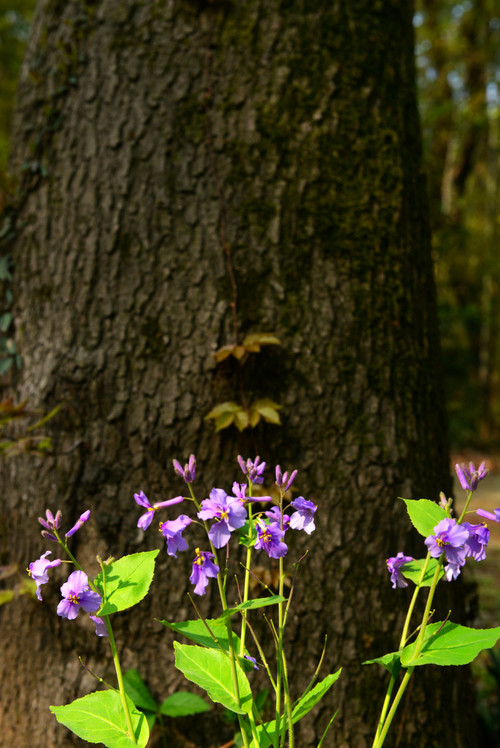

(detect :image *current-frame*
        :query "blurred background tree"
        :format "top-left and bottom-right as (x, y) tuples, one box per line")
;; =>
(0, 0), (35, 209)
(415, 0), (500, 447)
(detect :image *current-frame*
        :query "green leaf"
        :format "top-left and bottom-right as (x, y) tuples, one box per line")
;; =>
(174, 643), (253, 714)
(95, 551), (159, 615)
(159, 691), (210, 717)
(401, 558), (444, 587)
(218, 595), (286, 621)
(0, 312), (12, 332)
(215, 411), (236, 431)
(399, 498), (447, 537)
(291, 669), (342, 723)
(123, 669), (157, 713)
(160, 618), (234, 651)
(242, 333), (281, 348)
(248, 670), (342, 748)
(401, 622), (500, 667)
(50, 690), (149, 748)
(205, 401), (240, 419)
(362, 651), (402, 678)
(234, 408), (250, 431)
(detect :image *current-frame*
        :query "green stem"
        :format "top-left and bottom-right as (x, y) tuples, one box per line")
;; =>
(374, 557), (443, 748)
(457, 489), (473, 524)
(104, 615), (137, 744)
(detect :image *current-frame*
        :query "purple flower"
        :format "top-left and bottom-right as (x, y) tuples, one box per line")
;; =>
(90, 615), (108, 637)
(265, 506), (290, 531)
(424, 518), (470, 580)
(190, 548), (219, 596)
(198, 488), (247, 548)
(275, 465), (298, 492)
(386, 553), (413, 589)
(38, 509), (62, 541)
(173, 454), (196, 484)
(476, 507), (500, 523)
(289, 497), (317, 534)
(27, 551), (62, 601)
(160, 514), (192, 557)
(462, 522), (490, 562)
(255, 520), (288, 559)
(232, 482), (248, 502)
(134, 491), (184, 531)
(455, 461), (488, 492)
(237, 455), (266, 484)
(56, 570), (102, 620)
(243, 654), (259, 670)
(65, 509), (91, 539)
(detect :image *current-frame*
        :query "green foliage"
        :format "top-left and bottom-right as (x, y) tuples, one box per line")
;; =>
(206, 333), (282, 433)
(50, 691), (149, 748)
(415, 0), (500, 446)
(402, 622), (500, 667)
(94, 551), (159, 616)
(174, 643), (253, 714)
(399, 497), (447, 537)
(0, 0), (35, 174)
(0, 397), (62, 455)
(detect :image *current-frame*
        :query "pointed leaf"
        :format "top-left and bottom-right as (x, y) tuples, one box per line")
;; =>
(402, 558), (444, 587)
(400, 498), (447, 537)
(242, 333), (281, 347)
(123, 669), (157, 713)
(215, 411), (236, 431)
(291, 669), (342, 723)
(174, 643), (253, 713)
(401, 622), (500, 667)
(248, 670), (341, 748)
(234, 409), (250, 431)
(218, 595), (286, 621)
(159, 691), (210, 717)
(205, 401), (240, 419)
(95, 551), (159, 615)
(159, 618), (236, 652)
(50, 690), (149, 748)
(362, 651), (402, 678)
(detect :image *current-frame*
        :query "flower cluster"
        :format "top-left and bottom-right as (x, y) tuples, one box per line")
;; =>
(132, 455), (318, 596)
(387, 461), (494, 588)
(28, 508), (106, 635)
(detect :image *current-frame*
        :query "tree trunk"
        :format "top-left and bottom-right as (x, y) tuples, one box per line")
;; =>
(0, 1), (477, 747)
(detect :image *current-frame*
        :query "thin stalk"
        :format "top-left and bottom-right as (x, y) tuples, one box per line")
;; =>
(374, 557), (443, 748)
(104, 615), (137, 744)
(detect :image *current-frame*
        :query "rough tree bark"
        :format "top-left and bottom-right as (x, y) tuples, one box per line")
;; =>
(0, 1), (477, 747)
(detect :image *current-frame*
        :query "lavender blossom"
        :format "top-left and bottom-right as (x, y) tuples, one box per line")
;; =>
(255, 520), (288, 559)
(424, 518), (470, 581)
(476, 507), (500, 523)
(90, 615), (108, 637)
(462, 522), (490, 562)
(134, 491), (184, 531)
(38, 509), (62, 541)
(275, 465), (298, 492)
(173, 454), (196, 484)
(455, 461), (489, 492)
(27, 551), (61, 601)
(289, 497), (317, 534)
(237, 455), (266, 484)
(56, 570), (101, 620)
(190, 548), (219, 596)
(265, 506), (290, 531)
(160, 514), (192, 557)
(198, 488), (247, 548)
(386, 553), (413, 589)
(65, 510), (91, 539)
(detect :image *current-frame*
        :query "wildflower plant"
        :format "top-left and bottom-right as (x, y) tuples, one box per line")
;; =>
(367, 461), (500, 748)
(28, 455), (340, 748)
(27, 456), (500, 748)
